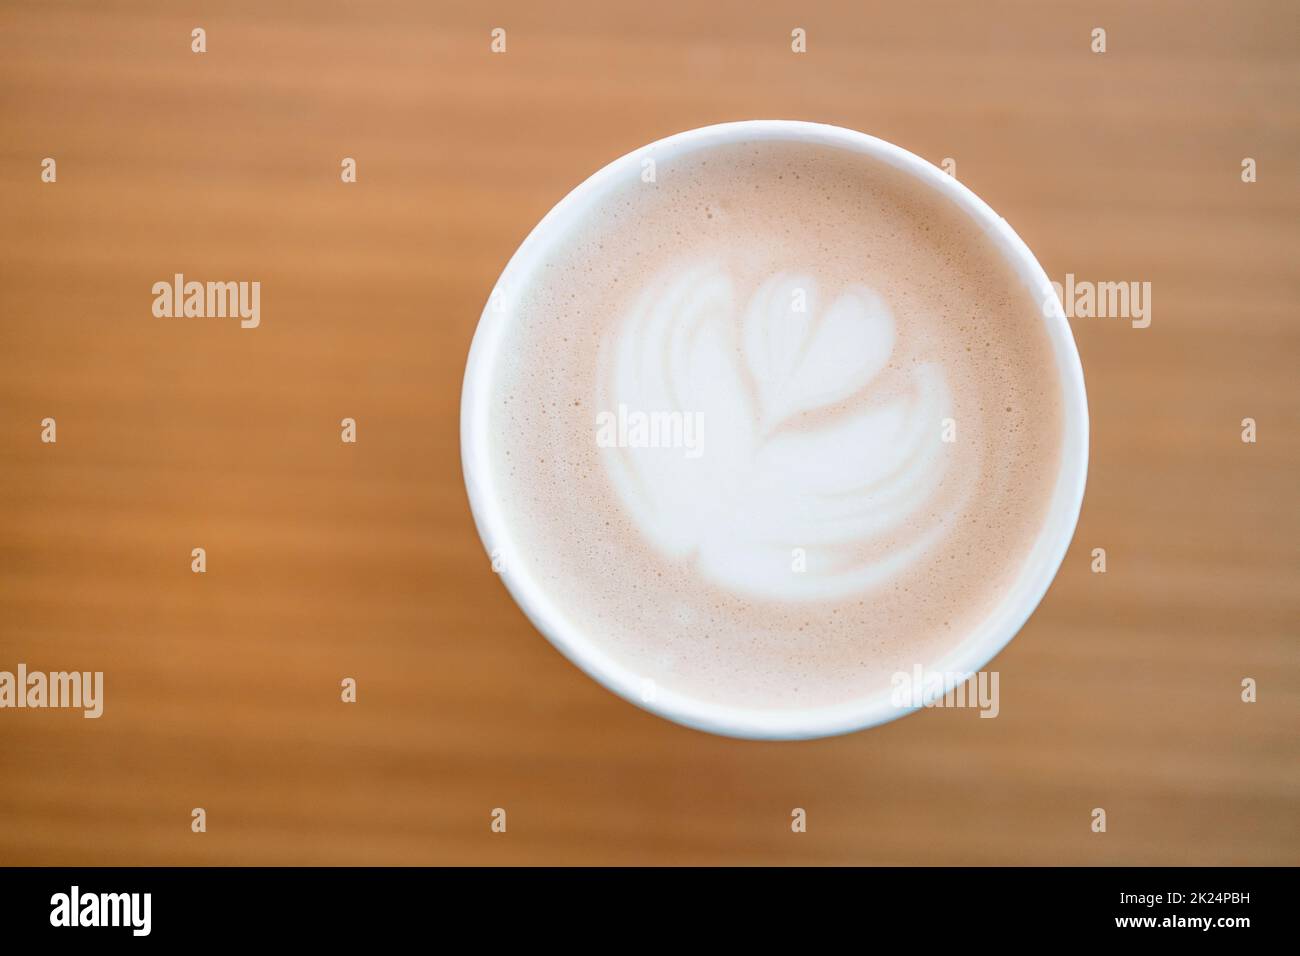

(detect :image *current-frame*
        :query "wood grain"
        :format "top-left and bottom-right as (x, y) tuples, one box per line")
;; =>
(0, 0), (1296, 865)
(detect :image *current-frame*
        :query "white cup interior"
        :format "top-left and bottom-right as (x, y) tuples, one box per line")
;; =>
(461, 120), (1089, 740)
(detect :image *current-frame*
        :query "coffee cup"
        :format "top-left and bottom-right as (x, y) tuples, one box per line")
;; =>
(461, 121), (1088, 739)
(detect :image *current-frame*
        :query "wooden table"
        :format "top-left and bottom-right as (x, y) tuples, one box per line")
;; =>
(1, 0), (1296, 865)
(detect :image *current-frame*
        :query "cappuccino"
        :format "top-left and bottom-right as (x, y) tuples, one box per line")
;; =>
(482, 136), (1064, 713)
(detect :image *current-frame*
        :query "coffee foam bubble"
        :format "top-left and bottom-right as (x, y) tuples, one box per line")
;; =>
(488, 139), (1063, 711)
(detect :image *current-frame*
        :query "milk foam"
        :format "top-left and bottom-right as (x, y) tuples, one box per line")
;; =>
(598, 264), (966, 601)
(488, 139), (1063, 711)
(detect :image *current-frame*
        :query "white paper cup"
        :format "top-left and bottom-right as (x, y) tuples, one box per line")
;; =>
(461, 121), (1088, 739)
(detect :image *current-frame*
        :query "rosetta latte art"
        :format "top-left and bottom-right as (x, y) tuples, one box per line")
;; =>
(596, 265), (972, 601)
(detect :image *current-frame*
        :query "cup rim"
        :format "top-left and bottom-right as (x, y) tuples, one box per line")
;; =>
(461, 120), (1089, 740)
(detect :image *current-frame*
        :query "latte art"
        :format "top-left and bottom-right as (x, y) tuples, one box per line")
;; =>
(599, 264), (968, 601)
(484, 137), (1065, 712)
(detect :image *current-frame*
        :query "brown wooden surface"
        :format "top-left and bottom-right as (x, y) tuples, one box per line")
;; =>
(1, 0), (1296, 865)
